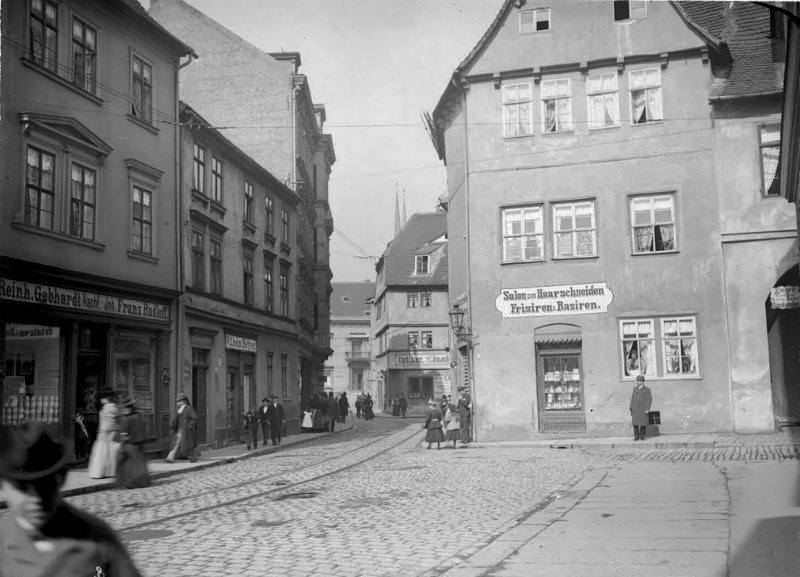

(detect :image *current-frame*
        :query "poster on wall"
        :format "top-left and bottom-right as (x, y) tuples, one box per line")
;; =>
(495, 283), (613, 318)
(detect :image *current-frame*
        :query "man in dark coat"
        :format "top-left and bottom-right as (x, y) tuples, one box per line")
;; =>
(167, 392), (198, 462)
(338, 392), (350, 424)
(257, 397), (270, 444)
(0, 421), (143, 576)
(630, 374), (653, 441)
(243, 409), (259, 450)
(265, 395), (285, 446)
(325, 392), (339, 432)
(399, 393), (408, 418)
(457, 387), (473, 443)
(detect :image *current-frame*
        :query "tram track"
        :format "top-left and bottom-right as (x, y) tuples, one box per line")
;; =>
(113, 424), (424, 534)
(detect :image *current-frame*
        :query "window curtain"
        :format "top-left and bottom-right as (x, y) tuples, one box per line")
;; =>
(588, 75), (619, 128)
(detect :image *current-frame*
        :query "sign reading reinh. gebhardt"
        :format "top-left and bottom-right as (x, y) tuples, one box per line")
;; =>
(495, 282), (613, 318)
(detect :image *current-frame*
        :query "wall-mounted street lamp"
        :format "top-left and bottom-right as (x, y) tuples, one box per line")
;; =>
(449, 304), (472, 342)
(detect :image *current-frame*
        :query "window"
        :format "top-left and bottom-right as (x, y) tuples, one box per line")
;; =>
(280, 268), (289, 316)
(192, 230), (205, 288)
(503, 83), (533, 138)
(662, 317), (698, 376)
(281, 208), (290, 244)
(131, 55), (153, 124)
(25, 146), (56, 230)
(30, 0), (58, 73)
(552, 201), (596, 258)
(759, 125), (781, 196)
(243, 254), (254, 306)
(407, 292), (418, 308)
(520, 8), (550, 33)
(420, 291), (432, 307)
(376, 295), (383, 320)
(70, 163), (96, 240)
(264, 259), (274, 312)
(266, 352), (274, 396)
(131, 185), (153, 255)
(541, 78), (572, 133)
(629, 68), (662, 124)
(503, 205), (544, 263)
(587, 73), (619, 129)
(210, 239), (222, 295)
(630, 194), (675, 254)
(244, 181), (254, 223)
(408, 332), (419, 348)
(281, 357), (290, 397)
(614, 1), (647, 22)
(414, 255), (429, 275)
(265, 196), (274, 237)
(621, 317), (699, 378)
(211, 157), (223, 202)
(192, 145), (205, 194)
(421, 331), (433, 349)
(71, 17), (96, 93)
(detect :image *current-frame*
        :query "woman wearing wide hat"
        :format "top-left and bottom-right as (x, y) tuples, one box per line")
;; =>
(116, 396), (151, 489)
(0, 421), (143, 576)
(167, 392), (198, 462)
(87, 388), (119, 479)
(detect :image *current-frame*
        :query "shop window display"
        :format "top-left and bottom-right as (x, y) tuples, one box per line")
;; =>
(112, 332), (156, 437)
(2, 324), (62, 425)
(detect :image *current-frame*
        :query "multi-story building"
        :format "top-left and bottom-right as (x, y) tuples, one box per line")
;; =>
(0, 0), (194, 456)
(179, 103), (305, 445)
(430, 0), (796, 440)
(328, 281), (374, 397)
(372, 212), (451, 416)
(148, 0), (335, 423)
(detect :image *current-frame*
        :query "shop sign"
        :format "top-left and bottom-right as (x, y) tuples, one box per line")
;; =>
(225, 334), (257, 352)
(5, 324), (58, 340)
(770, 286), (800, 309)
(496, 282), (613, 318)
(0, 278), (170, 322)
(389, 352), (450, 369)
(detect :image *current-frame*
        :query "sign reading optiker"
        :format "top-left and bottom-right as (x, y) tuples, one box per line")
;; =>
(495, 283), (613, 318)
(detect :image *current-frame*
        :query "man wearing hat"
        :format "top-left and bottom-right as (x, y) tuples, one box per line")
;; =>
(265, 395), (285, 446)
(257, 396), (270, 445)
(167, 392), (198, 462)
(457, 386), (472, 444)
(630, 374), (653, 441)
(0, 421), (143, 576)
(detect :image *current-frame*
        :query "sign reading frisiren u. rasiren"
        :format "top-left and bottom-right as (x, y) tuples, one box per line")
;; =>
(496, 283), (613, 318)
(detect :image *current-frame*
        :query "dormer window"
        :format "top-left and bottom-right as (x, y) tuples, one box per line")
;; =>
(415, 255), (429, 275)
(520, 8), (550, 33)
(614, 1), (647, 22)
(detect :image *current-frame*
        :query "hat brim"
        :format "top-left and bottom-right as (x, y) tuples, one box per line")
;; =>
(0, 440), (73, 481)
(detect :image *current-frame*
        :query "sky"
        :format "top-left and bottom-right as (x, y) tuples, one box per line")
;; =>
(141, 0), (504, 281)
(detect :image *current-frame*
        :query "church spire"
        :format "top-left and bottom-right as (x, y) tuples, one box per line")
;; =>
(394, 185), (401, 237)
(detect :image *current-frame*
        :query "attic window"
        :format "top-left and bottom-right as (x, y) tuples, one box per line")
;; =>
(614, 1), (646, 22)
(414, 255), (429, 275)
(520, 8), (550, 33)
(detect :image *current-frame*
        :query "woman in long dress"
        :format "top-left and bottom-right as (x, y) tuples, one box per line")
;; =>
(116, 397), (151, 488)
(87, 389), (119, 479)
(444, 404), (461, 449)
(424, 399), (445, 450)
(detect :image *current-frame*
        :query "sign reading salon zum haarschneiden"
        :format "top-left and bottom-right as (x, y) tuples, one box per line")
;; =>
(496, 283), (613, 318)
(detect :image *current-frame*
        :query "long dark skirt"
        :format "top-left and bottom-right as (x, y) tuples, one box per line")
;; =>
(117, 443), (151, 489)
(425, 427), (446, 443)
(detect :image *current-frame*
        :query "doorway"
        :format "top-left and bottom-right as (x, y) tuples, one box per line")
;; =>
(192, 348), (208, 444)
(226, 367), (241, 443)
(766, 266), (800, 427)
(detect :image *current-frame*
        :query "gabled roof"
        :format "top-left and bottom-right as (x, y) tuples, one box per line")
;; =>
(330, 282), (375, 318)
(379, 212), (448, 288)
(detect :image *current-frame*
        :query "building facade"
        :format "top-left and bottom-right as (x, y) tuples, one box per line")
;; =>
(149, 0), (335, 423)
(0, 0), (193, 456)
(328, 281), (374, 397)
(372, 213), (451, 416)
(431, 0), (797, 440)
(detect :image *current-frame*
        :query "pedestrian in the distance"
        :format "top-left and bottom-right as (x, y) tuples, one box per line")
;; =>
(116, 396), (151, 489)
(87, 388), (119, 479)
(355, 395), (363, 419)
(326, 392), (339, 432)
(266, 395), (285, 446)
(167, 392), (198, 462)
(439, 394), (449, 417)
(629, 374), (652, 441)
(444, 403), (461, 449)
(424, 399), (445, 450)
(0, 421), (143, 576)
(257, 397), (270, 445)
(243, 409), (259, 450)
(457, 386), (473, 444)
(338, 392), (350, 424)
(364, 393), (374, 420)
(399, 393), (408, 418)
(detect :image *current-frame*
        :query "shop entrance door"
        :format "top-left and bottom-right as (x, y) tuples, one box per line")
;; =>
(192, 349), (208, 444)
(538, 349), (586, 434)
(226, 368), (241, 443)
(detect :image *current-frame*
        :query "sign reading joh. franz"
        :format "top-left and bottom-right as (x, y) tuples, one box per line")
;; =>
(0, 278), (170, 322)
(496, 283), (613, 318)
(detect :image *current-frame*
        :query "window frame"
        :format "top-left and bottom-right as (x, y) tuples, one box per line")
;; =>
(420, 290), (432, 307)
(265, 195), (275, 238)
(414, 255), (429, 275)
(281, 208), (290, 244)
(264, 258), (274, 312)
(244, 181), (254, 224)
(243, 253), (254, 306)
(279, 267), (289, 317)
(191, 229), (205, 289)
(210, 156), (223, 203)
(30, 0), (59, 73)
(759, 124), (781, 196)
(586, 73), (620, 130)
(421, 331), (433, 349)
(69, 161), (97, 241)
(407, 292), (418, 308)
(131, 53), (154, 125)
(24, 144), (57, 231)
(266, 351), (274, 396)
(619, 316), (700, 379)
(131, 184), (154, 256)
(502, 83), (534, 138)
(541, 78), (573, 134)
(629, 67), (663, 125)
(629, 193), (677, 255)
(551, 200), (597, 259)
(209, 237), (222, 295)
(614, 0), (647, 22)
(520, 8), (551, 33)
(71, 15), (97, 94)
(502, 204), (545, 263)
(408, 331), (419, 349)
(192, 144), (206, 194)
(280, 353), (288, 397)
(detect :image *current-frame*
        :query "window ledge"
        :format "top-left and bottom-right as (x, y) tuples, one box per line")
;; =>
(503, 133), (534, 140)
(630, 120), (663, 127)
(621, 375), (702, 382)
(210, 200), (226, 219)
(12, 221), (106, 250)
(501, 259), (545, 266)
(20, 58), (104, 105)
(127, 250), (158, 264)
(243, 221), (257, 235)
(191, 189), (210, 208)
(631, 249), (679, 257)
(542, 130), (575, 136)
(588, 124), (621, 132)
(127, 114), (159, 135)
(551, 255), (599, 261)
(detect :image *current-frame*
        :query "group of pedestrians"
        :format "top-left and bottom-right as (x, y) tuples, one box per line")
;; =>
(86, 389), (151, 489)
(424, 386), (473, 450)
(301, 392), (349, 432)
(243, 395), (286, 450)
(388, 393), (408, 417)
(354, 393), (375, 420)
